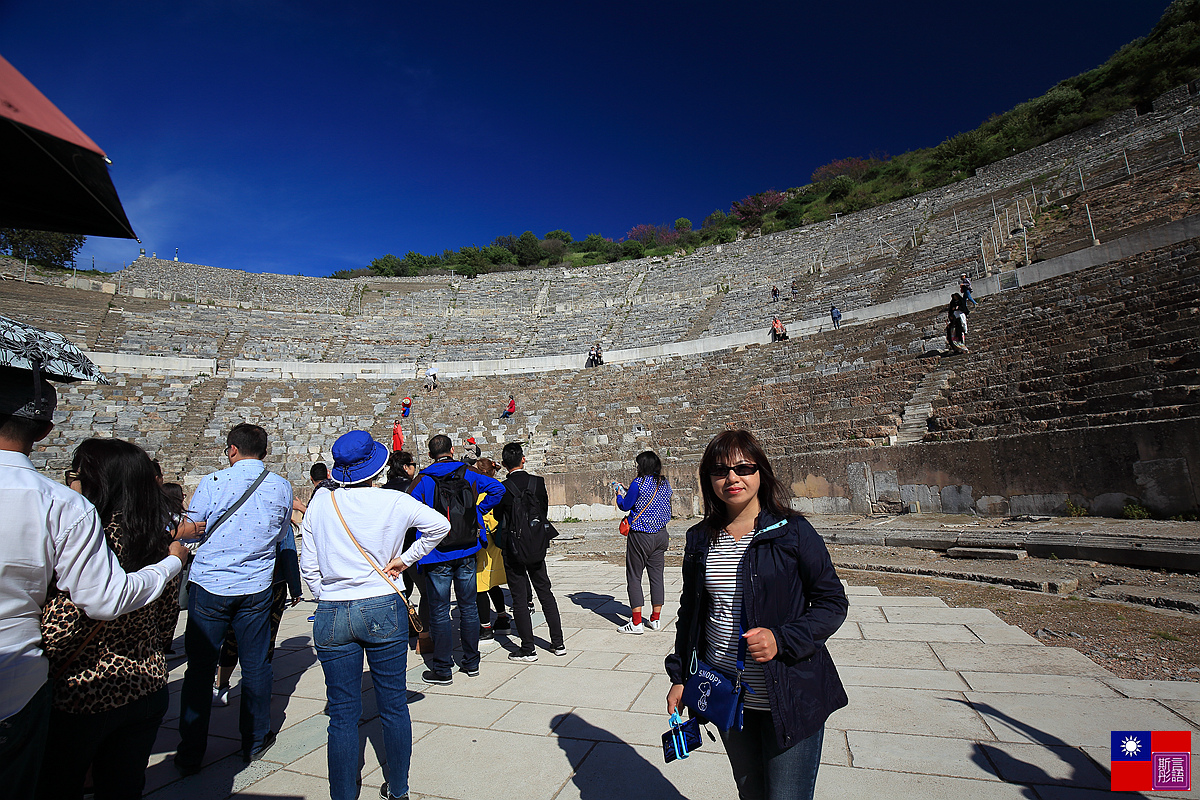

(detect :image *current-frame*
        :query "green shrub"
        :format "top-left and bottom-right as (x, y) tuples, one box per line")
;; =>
(1065, 498), (1088, 517)
(1122, 500), (1151, 520)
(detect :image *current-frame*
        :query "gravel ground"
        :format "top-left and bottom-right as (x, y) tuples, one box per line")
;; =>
(548, 518), (1200, 683)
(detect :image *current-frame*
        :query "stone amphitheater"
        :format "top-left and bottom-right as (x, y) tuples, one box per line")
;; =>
(4, 82), (1199, 523)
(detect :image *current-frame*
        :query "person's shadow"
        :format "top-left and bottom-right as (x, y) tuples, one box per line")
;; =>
(949, 698), (1136, 798)
(566, 591), (629, 625)
(551, 712), (687, 800)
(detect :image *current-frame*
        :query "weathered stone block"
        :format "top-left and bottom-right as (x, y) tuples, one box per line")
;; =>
(812, 496), (851, 514)
(941, 484), (974, 513)
(946, 547), (1027, 560)
(873, 470), (900, 502)
(1009, 494), (1068, 515)
(1133, 458), (1197, 516)
(846, 462), (875, 514)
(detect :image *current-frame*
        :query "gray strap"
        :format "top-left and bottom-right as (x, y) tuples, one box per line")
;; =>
(206, 468), (269, 538)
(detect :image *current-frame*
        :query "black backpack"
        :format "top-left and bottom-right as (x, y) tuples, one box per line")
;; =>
(420, 465), (480, 552)
(504, 476), (549, 566)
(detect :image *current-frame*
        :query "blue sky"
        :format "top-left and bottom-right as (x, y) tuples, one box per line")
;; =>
(0, 1), (1168, 277)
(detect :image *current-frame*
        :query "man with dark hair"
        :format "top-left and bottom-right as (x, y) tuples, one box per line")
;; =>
(174, 422), (293, 774)
(408, 434), (504, 684)
(0, 370), (186, 799)
(496, 442), (565, 662)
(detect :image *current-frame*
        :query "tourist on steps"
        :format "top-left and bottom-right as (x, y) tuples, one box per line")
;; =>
(830, 304), (842, 330)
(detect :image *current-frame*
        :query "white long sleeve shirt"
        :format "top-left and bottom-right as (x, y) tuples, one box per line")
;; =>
(300, 486), (450, 601)
(0, 450), (183, 721)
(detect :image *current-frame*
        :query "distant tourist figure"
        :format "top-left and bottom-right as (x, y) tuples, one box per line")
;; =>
(499, 395), (516, 420)
(299, 430), (450, 800)
(423, 366), (439, 391)
(791, 278), (799, 299)
(462, 436), (481, 466)
(594, 342), (603, 366)
(408, 435), (504, 685)
(585, 345), (598, 368)
(946, 293), (970, 351)
(614, 451), (673, 635)
(666, 429), (848, 800)
(496, 442), (565, 660)
(959, 273), (977, 306)
(174, 423), (293, 775)
(770, 316), (789, 342)
(830, 304), (842, 330)
(771, 285), (780, 302)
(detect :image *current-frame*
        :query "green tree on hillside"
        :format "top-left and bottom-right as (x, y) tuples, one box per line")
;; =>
(0, 228), (86, 269)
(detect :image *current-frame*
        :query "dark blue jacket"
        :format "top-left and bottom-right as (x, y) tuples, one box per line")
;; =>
(409, 459), (505, 565)
(665, 511), (848, 748)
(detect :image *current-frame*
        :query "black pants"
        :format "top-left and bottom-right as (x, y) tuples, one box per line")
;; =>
(37, 686), (169, 800)
(0, 680), (51, 800)
(503, 557), (563, 655)
(477, 586), (506, 624)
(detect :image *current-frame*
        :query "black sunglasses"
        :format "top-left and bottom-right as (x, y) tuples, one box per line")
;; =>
(707, 464), (760, 478)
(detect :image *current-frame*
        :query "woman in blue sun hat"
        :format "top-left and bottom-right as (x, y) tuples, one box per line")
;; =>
(299, 430), (450, 800)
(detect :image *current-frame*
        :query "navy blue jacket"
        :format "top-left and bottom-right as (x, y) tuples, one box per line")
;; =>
(409, 459), (505, 565)
(665, 511), (849, 748)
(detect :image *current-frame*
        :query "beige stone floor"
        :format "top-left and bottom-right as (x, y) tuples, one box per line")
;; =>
(141, 556), (1200, 800)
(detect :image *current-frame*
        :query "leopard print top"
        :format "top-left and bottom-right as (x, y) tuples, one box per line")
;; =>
(40, 519), (181, 714)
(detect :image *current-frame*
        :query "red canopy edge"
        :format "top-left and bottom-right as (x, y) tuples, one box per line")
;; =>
(0, 53), (105, 156)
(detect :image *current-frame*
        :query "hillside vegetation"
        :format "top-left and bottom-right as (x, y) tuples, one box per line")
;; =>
(348, 0), (1200, 280)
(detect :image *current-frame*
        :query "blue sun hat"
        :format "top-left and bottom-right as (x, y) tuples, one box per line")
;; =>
(330, 430), (388, 485)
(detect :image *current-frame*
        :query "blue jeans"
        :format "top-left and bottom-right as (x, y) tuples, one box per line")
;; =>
(315, 595), (411, 800)
(177, 583), (274, 765)
(720, 711), (824, 800)
(423, 556), (479, 676)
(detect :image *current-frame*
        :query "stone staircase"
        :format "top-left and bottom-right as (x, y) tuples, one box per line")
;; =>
(896, 369), (956, 444)
(156, 376), (229, 480)
(677, 291), (723, 341)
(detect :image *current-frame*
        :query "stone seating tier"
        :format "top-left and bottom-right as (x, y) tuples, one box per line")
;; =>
(925, 239), (1200, 438)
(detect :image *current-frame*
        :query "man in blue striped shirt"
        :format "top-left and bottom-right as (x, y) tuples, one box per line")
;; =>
(173, 423), (293, 774)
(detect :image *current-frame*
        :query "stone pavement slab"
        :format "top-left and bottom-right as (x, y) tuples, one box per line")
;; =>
(135, 559), (1199, 799)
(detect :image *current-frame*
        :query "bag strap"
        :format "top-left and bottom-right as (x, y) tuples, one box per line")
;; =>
(733, 519), (788, 682)
(629, 478), (662, 528)
(52, 620), (107, 683)
(329, 490), (423, 633)
(206, 467), (269, 537)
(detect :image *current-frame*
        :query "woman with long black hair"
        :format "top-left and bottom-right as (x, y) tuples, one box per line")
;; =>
(613, 450), (673, 634)
(37, 438), (185, 799)
(665, 430), (848, 800)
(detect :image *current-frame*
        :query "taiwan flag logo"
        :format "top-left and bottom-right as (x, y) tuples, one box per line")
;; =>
(1111, 730), (1192, 791)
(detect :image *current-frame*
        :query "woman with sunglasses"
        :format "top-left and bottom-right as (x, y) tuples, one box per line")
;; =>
(38, 439), (189, 799)
(666, 430), (848, 800)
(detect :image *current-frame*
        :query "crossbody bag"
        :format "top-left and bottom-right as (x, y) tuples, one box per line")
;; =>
(619, 478), (661, 537)
(203, 467), (270, 539)
(329, 490), (424, 634)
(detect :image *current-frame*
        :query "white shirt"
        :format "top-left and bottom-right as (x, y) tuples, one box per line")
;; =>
(300, 486), (450, 601)
(0, 450), (182, 721)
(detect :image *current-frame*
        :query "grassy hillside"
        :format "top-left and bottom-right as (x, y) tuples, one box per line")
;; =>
(355, 0), (1200, 278)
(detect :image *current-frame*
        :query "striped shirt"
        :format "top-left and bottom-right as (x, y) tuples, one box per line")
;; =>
(704, 528), (769, 711)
